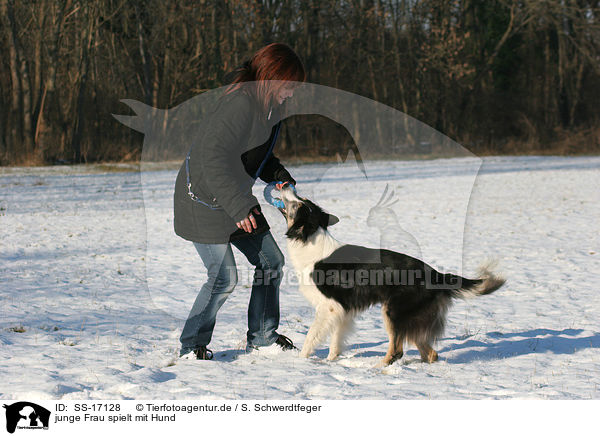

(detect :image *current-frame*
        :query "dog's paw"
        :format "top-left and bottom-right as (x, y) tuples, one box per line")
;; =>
(299, 348), (312, 358)
(377, 352), (403, 367)
(326, 350), (340, 361)
(422, 350), (438, 363)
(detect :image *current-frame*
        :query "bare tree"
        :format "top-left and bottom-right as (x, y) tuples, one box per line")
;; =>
(0, 0), (598, 165)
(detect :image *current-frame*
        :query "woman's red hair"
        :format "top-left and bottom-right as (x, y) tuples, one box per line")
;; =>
(226, 43), (306, 113)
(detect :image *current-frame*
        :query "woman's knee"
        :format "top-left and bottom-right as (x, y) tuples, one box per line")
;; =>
(262, 247), (284, 272)
(208, 265), (238, 293)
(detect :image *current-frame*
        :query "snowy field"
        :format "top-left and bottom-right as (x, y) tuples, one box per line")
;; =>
(1, 155), (599, 400)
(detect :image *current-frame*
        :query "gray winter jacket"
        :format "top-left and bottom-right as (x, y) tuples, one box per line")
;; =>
(173, 87), (295, 243)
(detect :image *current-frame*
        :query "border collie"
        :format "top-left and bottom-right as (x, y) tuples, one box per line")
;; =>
(278, 185), (505, 366)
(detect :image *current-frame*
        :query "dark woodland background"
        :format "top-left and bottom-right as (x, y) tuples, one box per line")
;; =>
(1, 0), (599, 165)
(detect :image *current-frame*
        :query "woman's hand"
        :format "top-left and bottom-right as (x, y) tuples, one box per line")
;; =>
(236, 207), (261, 233)
(237, 182), (293, 232)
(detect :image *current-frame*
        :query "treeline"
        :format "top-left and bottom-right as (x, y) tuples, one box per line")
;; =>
(1, 0), (599, 165)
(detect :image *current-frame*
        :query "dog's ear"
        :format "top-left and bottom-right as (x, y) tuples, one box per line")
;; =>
(326, 213), (339, 227)
(319, 211), (339, 229)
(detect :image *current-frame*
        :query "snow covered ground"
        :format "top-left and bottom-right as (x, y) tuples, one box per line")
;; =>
(1, 155), (599, 400)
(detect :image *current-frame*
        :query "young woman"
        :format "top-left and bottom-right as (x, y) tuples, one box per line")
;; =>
(173, 43), (305, 360)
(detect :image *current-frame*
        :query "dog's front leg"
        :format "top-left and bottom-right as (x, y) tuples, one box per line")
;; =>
(328, 312), (353, 361)
(300, 304), (334, 358)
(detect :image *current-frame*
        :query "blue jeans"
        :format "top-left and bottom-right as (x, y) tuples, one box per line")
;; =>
(179, 231), (285, 355)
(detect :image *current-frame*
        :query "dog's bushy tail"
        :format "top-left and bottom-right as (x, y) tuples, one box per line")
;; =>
(448, 260), (506, 299)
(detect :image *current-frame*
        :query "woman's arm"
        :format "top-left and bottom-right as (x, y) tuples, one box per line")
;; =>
(259, 154), (296, 185)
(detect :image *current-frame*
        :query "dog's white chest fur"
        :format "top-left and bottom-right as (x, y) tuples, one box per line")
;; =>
(286, 228), (351, 360)
(286, 228), (343, 307)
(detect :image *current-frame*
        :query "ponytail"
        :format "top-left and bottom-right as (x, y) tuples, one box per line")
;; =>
(224, 60), (254, 84)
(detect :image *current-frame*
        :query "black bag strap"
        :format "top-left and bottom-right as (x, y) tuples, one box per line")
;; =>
(254, 121), (282, 179)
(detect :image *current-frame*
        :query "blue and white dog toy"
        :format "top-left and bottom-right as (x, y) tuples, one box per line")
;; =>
(263, 181), (295, 209)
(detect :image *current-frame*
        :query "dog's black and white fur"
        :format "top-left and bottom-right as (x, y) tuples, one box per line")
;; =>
(279, 186), (505, 366)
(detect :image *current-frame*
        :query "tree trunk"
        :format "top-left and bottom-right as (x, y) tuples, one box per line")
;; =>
(5, 0), (35, 159)
(135, 2), (153, 105)
(1, 0), (20, 159)
(71, 4), (95, 163)
(35, 0), (68, 162)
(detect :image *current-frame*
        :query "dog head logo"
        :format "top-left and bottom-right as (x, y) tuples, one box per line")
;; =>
(3, 402), (50, 433)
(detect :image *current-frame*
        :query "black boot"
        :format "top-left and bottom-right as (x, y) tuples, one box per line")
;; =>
(181, 346), (213, 360)
(193, 346), (213, 360)
(275, 335), (296, 351)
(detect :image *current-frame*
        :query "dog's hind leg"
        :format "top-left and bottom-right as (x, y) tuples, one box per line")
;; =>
(327, 312), (354, 361)
(379, 305), (404, 367)
(415, 342), (438, 363)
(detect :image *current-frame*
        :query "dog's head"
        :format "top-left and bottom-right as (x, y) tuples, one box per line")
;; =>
(279, 185), (339, 242)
